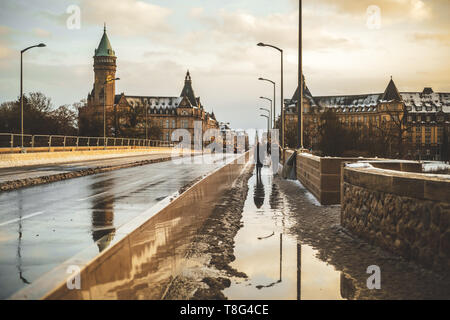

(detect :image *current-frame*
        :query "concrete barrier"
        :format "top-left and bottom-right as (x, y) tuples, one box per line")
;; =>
(295, 153), (372, 205)
(0, 147), (175, 168)
(10, 152), (250, 300)
(289, 151), (423, 205)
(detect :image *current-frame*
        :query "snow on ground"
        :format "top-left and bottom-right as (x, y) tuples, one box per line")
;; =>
(422, 162), (450, 173)
(289, 179), (322, 207)
(346, 162), (374, 169)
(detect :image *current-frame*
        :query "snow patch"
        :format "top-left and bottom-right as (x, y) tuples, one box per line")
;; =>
(346, 162), (374, 169)
(290, 179), (322, 207)
(423, 162), (450, 173)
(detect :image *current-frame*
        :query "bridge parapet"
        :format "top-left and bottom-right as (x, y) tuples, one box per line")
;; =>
(341, 164), (450, 273)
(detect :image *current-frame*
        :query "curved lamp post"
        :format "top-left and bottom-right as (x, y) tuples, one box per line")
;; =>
(20, 43), (46, 150)
(257, 43), (284, 148)
(103, 77), (120, 147)
(260, 114), (269, 133)
(260, 96), (272, 129)
(258, 77), (276, 129)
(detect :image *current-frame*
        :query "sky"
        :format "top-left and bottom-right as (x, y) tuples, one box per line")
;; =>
(0, 0), (449, 130)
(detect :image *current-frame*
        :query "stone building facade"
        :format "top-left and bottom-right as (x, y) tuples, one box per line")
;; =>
(285, 77), (450, 160)
(79, 26), (219, 141)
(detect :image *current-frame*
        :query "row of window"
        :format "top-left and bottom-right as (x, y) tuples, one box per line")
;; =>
(154, 119), (190, 129)
(407, 115), (445, 122)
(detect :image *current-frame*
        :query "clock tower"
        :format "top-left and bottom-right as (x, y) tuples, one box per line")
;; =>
(89, 24), (117, 113)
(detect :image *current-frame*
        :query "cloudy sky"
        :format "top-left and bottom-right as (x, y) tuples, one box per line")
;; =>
(0, 0), (449, 129)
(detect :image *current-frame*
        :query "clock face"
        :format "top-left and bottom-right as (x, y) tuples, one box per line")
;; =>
(106, 75), (113, 82)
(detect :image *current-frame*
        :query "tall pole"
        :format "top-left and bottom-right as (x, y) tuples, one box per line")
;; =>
(145, 105), (148, 140)
(257, 43), (283, 146)
(103, 77), (120, 147)
(273, 82), (276, 130)
(103, 85), (106, 145)
(258, 78), (276, 129)
(260, 97), (272, 129)
(20, 51), (23, 149)
(281, 51), (284, 149)
(20, 43), (46, 150)
(260, 114), (269, 133)
(298, 0), (304, 149)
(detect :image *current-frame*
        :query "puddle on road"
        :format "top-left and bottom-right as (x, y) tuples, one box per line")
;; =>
(224, 167), (345, 300)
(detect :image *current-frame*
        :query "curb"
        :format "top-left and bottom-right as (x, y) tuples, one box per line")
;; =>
(0, 156), (173, 192)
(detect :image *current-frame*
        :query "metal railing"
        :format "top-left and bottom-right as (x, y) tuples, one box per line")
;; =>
(0, 133), (175, 149)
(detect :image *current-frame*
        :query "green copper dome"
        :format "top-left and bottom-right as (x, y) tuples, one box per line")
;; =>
(95, 24), (115, 57)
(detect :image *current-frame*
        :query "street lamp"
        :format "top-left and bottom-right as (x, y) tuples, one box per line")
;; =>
(260, 114), (269, 133)
(257, 43), (284, 148)
(103, 77), (120, 147)
(20, 43), (46, 150)
(258, 77), (276, 129)
(298, 0), (304, 149)
(144, 102), (149, 141)
(259, 96), (272, 129)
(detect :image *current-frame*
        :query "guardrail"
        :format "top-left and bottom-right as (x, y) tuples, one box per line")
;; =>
(0, 133), (175, 149)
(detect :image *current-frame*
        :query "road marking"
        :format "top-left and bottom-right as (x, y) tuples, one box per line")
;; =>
(0, 211), (45, 227)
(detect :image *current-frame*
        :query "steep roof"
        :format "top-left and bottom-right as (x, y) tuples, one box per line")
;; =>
(380, 78), (402, 101)
(180, 70), (198, 107)
(315, 93), (381, 108)
(95, 25), (115, 57)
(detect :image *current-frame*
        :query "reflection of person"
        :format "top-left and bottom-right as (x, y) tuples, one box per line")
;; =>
(254, 164), (265, 209)
(256, 142), (264, 176)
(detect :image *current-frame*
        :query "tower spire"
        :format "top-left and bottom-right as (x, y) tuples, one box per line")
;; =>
(104, 22), (106, 33)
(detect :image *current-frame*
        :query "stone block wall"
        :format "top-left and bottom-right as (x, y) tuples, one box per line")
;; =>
(341, 167), (450, 273)
(296, 154), (367, 205)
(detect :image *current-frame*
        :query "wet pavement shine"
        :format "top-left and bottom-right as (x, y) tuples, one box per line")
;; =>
(224, 166), (345, 300)
(0, 154), (238, 299)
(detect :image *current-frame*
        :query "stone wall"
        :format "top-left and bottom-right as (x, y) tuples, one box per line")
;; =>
(296, 153), (368, 205)
(341, 167), (450, 273)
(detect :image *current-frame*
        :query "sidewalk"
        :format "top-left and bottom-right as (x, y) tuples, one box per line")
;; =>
(0, 147), (174, 168)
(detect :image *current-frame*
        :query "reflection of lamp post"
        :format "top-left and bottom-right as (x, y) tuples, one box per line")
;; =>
(258, 77), (276, 129)
(257, 43), (284, 148)
(20, 43), (46, 150)
(256, 233), (283, 289)
(260, 97), (272, 129)
(103, 77), (120, 146)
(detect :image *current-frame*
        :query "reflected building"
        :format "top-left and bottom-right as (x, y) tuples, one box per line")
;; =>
(90, 178), (116, 252)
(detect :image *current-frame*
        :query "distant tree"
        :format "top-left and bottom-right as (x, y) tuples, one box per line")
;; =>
(317, 109), (350, 156)
(0, 92), (80, 137)
(374, 103), (411, 159)
(284, 121), (298, 149)
(49, 105), (78, 135)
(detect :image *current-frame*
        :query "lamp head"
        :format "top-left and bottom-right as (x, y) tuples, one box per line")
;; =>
(37, 43), (46, 47)
(257, 42), (265, 47)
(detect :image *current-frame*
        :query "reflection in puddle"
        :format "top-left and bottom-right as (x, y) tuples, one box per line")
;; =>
(90, 178), (116, 252)
(224, 167), (345, 300)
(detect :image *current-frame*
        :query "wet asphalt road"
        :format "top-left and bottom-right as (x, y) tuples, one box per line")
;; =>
(0, 154), (236, 299)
